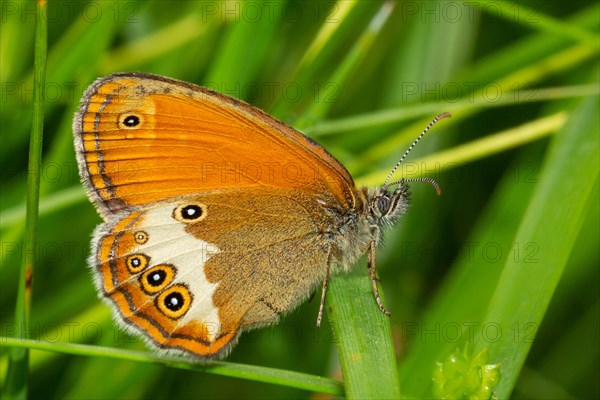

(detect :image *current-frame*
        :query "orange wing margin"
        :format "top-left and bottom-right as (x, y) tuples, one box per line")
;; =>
(73, 73), (356, 218)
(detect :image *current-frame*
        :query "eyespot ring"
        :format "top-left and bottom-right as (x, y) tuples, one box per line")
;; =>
(118, 113), (143, 129)
(139, 264), (176, 294)
(126, 253), (149, 274)
(173, 202), (207, 223)
(156, 285), (192, 319)
(133, 231), (148, 245)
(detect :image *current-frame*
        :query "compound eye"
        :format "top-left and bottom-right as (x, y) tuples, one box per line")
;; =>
(377, 196), (390, 213)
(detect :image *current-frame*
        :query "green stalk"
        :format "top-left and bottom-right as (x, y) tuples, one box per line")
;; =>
(475, 95), (599, 396)
(327, 272), (402, 398)
(4, 0), (47, 399)
(0, 338), (344, 396)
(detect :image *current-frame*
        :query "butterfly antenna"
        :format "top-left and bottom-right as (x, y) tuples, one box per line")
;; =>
(383, 112), (451, 186)
(405, 177), (442, 195)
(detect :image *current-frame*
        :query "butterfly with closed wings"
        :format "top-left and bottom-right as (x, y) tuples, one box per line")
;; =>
(73, 72), (449, 359)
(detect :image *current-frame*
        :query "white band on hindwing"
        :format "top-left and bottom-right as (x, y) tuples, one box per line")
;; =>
(130, 204), (221, 341)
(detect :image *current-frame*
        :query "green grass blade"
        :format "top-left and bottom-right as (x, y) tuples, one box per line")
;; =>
(475, 94), (599, 396)
(2, 2), (598, 397)
(455, 4), (599, 85)
(476, 0), (599, 48)
(0, 338), (343, 396)
(0, 186), (85, 230)
(270, 1), (380, 119)
(0, 0), (34, 81)
(358, 112), (567, 186)
(100, 12), (213, 73)
(3, 1), (47, 398)
(348, 43), (597, 172)
(398, 148), (541, 397)
(328, 272), (401, 399)
(203, 3), (280, 89)
(305, 84), (598, 136)
(295, 2), (395, 129)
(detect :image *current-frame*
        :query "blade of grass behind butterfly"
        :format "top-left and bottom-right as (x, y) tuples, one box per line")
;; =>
(396, 81), (598, 397)
(0, 3), (125, 183)
(514, 186), (599, 398)
(3, 1), (46, 398)
(345, 41), (597, 174)
(401, 96), (593, 397)
(99, 3), (216, 73)
(202, 2), (281, 93)
(269, 1), (382, 120)
(476, 0), (598, 48)
(453, 3), (599, 86)
(302, 4), (598, 150)
(294, 2), (395, 130)
(395, 71), (597, 393)
(396, 138), (545, 398)
(271, 4), (600, 137)
(0, 0), (34, 81)
(472, 94), (599, 397)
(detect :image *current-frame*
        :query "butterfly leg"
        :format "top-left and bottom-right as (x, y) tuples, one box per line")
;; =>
(316, 250), (333, 327)
(368, 241), (391, 316)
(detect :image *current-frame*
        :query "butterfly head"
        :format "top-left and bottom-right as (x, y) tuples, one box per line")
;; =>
(366, 181), (410, 227)
(367, 175), (441, 227)
(366, 112), (450, 227)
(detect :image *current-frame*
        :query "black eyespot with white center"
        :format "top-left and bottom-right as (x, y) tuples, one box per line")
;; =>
(126, 253), (149, 274)
(139, 264), (176, 294)
(148, 270), (166, 286)
(124, 115), (139, 127)
(165, 292), (184, 311)
(182, 205), (202, 219)
(134, 230), (148, 245)
(118, 113), (143, 129)
(173, 202), (207, 223)
(156, 285), (192, 319)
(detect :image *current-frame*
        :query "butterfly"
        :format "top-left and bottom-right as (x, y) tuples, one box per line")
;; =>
(73, 72), (449, 359)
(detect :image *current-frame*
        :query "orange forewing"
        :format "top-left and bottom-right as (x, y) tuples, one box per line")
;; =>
(74, 73), (356, 217)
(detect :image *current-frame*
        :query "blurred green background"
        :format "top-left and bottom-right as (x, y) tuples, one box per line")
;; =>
(1, 0), (598, 399)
